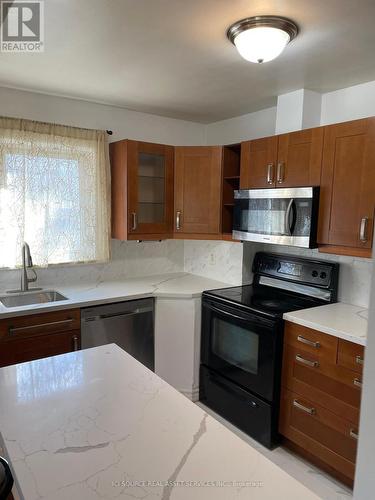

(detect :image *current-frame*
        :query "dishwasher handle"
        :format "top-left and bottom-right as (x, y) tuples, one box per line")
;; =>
(83, 306), (153, 322)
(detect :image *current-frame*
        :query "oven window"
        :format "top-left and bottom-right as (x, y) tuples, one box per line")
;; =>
(211, 317), (259, 374)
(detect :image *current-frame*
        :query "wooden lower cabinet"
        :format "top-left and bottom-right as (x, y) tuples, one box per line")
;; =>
(279, 321), (364, 486)
(0, 309), (81, 368)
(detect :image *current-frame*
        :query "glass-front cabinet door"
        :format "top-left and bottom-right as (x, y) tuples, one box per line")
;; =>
(127, 140), (174, 237)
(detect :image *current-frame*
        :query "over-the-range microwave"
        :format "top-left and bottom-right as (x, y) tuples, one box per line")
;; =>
(232, 186), (320, 248)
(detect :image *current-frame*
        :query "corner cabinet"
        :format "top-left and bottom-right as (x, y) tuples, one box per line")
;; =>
(110, 140), (174, 240)
(174, 146), (223, 238)
(318, 118), (375, 257)
(240, 128), (323, 189)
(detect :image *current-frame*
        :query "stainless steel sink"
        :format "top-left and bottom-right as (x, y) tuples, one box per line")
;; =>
(0, 290), (68, 308)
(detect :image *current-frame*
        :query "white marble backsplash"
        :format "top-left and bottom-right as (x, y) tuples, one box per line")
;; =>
(183, 240), (244, 285)
(0, 239), (185, 291)
(243, 243), (373, 309)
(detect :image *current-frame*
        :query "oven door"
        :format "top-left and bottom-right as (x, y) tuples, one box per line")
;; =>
(201, 297), (282, 402)
(232, 187), (319, 248)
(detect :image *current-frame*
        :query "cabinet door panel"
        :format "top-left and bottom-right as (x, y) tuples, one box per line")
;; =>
(174, 147), (222, 234)
(277, 128), (323, 187)
(240, 137), (278, 188)
(318, 118), (375, 248)
(0, 330), (81, 368)
(127, 140), (174, 236)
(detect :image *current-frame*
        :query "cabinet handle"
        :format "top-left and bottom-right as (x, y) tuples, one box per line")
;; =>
(359, 217), (369, 242)
(355, 355), (364, 365)
(295, 354), (319, 368)
(353, 378), (363, 389)
(9, 318), (73, 335)
(267, 163), (274, 184)
(72, 335), (79, 351)
(176, 211), (182, 231)
(350, 428), (359, 440)
(297, 335), (321, 348)
(131, 212), (137, 231)
(277, 162), (285, 184)
(293, 399), (316, 415)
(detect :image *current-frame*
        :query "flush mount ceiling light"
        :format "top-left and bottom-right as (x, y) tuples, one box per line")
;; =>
(227, 15), (298, 64)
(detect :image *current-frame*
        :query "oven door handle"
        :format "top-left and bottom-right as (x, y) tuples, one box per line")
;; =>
(205, 303), (253, 323)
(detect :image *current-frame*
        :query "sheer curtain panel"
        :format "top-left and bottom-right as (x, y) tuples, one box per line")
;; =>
(0, 116), (111, 268)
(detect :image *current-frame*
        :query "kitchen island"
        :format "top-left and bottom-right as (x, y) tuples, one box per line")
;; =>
(0, 344), (320, 499)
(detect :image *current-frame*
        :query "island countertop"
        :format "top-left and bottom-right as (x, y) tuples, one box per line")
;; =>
(0, 345), (320, 500)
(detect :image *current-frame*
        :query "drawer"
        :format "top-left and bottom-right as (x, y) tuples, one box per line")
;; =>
(284, 321), (338, 363)
(0, 330), (81, 367)
(279, 388), (357, 481)
(282, 345), (361, 423)
(338, 339), (365, 374)
(0, 309), (80, 340)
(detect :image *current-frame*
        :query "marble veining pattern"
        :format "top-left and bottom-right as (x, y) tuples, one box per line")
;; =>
(0, 273), (230, 319)
(0, 345), (321, 500)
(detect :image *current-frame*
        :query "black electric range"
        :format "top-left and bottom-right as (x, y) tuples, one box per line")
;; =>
(200, 252), (339, 449)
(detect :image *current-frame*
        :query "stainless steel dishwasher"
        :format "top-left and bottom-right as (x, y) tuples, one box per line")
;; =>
(81, 298), (154, 371)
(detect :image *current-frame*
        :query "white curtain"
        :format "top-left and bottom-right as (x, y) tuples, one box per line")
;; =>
(0, 116), (111, 268)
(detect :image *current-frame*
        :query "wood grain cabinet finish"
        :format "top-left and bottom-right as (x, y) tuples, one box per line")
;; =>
(174, 146), (223, 236)
(240, 136), (278, 189)
(110, 139), (174, 240)
(280, 321), (364, 485)
(0, 309), (81, 368)
(240, 128), (323, 189)
(318, 118), (375, 255)
(276, 128), (324, 187)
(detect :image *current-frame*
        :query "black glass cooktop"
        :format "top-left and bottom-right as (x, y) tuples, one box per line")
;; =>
(203, 284), (323, 318)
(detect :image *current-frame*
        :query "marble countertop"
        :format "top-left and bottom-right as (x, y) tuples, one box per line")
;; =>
(0, 344), (320, 500)
(283, 302), (368, 346)
(0, 273), (231, 319)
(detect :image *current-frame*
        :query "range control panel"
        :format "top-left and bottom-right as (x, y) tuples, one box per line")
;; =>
(253, 252), (339, 289)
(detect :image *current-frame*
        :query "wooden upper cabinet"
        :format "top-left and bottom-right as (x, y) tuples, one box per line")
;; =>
(276, 128), (324, 187)
(318, 118), (375, 253)
(240, 136), (278, 188)
(174, 146), (222, 236)
(240, 128), (323, 189)
(110, 140), (174, 240)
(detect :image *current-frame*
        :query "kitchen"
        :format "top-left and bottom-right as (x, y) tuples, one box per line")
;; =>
(0, 1), (374, 499)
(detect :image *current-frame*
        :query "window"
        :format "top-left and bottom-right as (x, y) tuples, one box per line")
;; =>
(0, 117), (110, 268)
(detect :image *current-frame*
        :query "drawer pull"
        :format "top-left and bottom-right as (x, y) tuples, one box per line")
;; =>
(295, 354), (319, 368)
(297, 335), (321, 348)
(353, 378), (363, 389)
(355, 355), (364, 366)
(293, 399), (316, 415)
(72, 335), (79, 352)
(9, 318), (74, 335)
(350, 429), (359, 440)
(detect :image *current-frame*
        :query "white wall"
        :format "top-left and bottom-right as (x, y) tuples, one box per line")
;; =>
(205, 106), (277, 145)
(0, 87), (206, 145)
(321, 80), (375, 126)
(354, 259), (375, 499)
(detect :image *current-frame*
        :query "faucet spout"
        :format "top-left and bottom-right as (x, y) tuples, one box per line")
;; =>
(21, 242), (37, 292)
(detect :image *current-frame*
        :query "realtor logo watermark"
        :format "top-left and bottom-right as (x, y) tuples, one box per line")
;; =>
(1, 1), (44, 52)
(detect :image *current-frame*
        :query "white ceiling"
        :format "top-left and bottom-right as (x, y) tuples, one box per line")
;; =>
(1, 0), (375, 123)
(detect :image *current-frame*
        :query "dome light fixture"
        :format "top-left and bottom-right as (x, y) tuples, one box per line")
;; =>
(227, 15), (298, 64)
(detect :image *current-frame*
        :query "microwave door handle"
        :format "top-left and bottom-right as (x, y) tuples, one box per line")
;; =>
(284, 198), (294, 235)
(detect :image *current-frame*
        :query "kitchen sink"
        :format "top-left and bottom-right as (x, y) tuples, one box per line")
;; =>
(0, 290), (68, 308)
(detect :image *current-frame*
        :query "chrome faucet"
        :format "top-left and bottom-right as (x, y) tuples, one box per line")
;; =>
(21, 242), (38, 291)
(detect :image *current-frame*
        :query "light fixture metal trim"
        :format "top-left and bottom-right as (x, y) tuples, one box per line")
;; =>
(227, 15), (299, 45)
